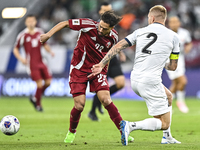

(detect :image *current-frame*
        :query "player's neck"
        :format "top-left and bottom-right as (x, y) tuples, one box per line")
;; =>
(153, 21), (165, 26)
(28, 28), (35, 35)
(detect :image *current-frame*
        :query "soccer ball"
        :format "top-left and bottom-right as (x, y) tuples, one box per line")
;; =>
(0, 115), (20, 135)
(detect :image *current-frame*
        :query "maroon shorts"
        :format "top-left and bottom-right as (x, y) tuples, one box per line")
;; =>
(69, 67), (109, 97)
(30, 65), (52, 81)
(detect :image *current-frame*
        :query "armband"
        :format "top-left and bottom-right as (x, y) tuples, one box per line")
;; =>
(170, 53), (179, 60)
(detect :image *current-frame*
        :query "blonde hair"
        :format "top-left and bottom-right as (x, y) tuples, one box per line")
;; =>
(149, 5), (167, 21)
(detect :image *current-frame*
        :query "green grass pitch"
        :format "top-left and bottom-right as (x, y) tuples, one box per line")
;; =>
(0, 97), (200, 150)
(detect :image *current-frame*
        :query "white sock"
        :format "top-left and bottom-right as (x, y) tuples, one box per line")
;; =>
(163, 106), (172, 138)
(176, 91), (185, 102)
(129, 118), (162, 131)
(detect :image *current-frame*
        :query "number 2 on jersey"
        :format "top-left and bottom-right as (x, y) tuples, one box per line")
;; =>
(142, 33), (157, 54)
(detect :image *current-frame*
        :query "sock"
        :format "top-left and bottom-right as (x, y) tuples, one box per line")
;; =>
(90, 94), (101, 114)
(110, 84), (119, 95)
(176, 91), (185, 102)
(35, 88), (43, 106)
(105, 102), (122, 131)
(129, 118), (162, 131)
(69, 107), (82, 133)
(163, 106), (172, 138)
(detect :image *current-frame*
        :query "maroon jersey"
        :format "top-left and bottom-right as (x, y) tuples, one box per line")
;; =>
(15, 28), (46, 69)
(68, 18), (118, 74)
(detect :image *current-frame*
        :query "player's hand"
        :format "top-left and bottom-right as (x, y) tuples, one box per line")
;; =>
(119, 51), (126, 62)
(21, 58), (28, 65)
(40, 34), (50, 44)
(88, 63), (103, 78)
(50, 51), (55, 57)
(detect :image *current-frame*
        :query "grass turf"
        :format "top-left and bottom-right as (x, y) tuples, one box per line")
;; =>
(0, 97), (200, 150)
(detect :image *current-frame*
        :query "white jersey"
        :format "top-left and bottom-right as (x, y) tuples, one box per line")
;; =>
(166, 27), (191, 80)
(125, 23), (180, 84)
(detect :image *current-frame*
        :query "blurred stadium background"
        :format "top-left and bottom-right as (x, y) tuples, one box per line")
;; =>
(0, 0), (200, 99)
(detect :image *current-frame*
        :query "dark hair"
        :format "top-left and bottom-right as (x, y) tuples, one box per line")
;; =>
(100, 11), (122, 27)
(25, 14), (36, 20)
(98, 2), (110, 11)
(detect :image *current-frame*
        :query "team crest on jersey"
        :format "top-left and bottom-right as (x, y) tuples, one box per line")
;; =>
(91, 36), (96, 41)
(106, 42), (111, 48)
(26, 36), (31, 42)
(72, 19), (80, 25)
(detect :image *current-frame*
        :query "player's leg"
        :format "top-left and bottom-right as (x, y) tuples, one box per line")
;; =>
(64, 94), (86, 143)
(33, 79), (44, 111)
(169, 78), (178, 99)
(176, 75), (188, 113)
(88, 94), (101, 121)
(41, 65), (52, 93)
(161, 86), (181, 144)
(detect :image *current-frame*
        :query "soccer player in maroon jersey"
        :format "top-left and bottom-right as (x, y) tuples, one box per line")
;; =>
(13, 15), (54, 111)
(40, 11), (134, 143)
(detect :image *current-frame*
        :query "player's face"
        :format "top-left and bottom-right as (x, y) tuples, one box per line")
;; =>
(168, 17), (181, 32)
(25, 17), (37, 30)
(99, 5), (112, 15)
(98, 20), (113, 36)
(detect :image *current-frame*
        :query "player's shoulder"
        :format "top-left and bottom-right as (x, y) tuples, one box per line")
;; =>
(178, 27), (190, 35)
(109, 29), (118, 42)
(79, 18), (97, 26)
(16, 28), (28, 39)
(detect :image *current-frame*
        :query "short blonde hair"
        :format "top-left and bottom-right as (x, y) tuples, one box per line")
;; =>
(149, 5), (167, 20)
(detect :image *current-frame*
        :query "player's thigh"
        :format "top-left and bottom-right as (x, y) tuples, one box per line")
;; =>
(69, 82), (87, 98)
(96, 90), (112, 106)
(130, 80), (140, 96)
(73, 94), (86, 111)
(138, 82), (170, 116)
(89, 74), (109, 93)
(44, 78), (52, 87)
(41, 65), (52, 81)
(177, 75), (187, 86)
(113, 75), (125, 89)
(31, 69), (42, 81)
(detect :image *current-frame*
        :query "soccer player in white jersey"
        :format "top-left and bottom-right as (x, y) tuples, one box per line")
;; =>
(166, 16), (192, 113)
(89, 5), (181, 145)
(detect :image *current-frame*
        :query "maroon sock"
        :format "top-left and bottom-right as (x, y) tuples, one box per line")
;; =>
(105, 102), (123, 132)
(35, 88), (43, 106)
(69, 107), (82, 133)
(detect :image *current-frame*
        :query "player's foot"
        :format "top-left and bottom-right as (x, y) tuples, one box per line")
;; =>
(29, 96), (37, 108)
(64, 131), (76, 143)
(128, 136), (134, 143)
(88, 112), (99, 121)
(161, 136), (181, 144)
(98, 105), (104, 114)
(176, 101), (189, 113)
(36, 105), (43, 112)
(120, 120), (130, 146)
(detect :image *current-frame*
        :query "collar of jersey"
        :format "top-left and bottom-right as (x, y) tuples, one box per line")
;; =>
(153, 22), (164, 26)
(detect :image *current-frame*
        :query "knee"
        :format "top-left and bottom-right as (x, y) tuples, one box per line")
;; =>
(45, 79), (51, 87)
(74, 101), (85, 111)
(98, 95), (111, 106)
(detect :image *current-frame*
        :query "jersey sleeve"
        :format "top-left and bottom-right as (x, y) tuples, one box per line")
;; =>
(124, 30), (137, 46)
(170, 34), (180, 59)
(68, 18), (95, 31)
(14, 32), (24, 49)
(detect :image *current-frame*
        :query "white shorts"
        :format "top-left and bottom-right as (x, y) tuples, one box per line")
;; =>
(131, 80), (170, 116)
(166, 66), (185, 80)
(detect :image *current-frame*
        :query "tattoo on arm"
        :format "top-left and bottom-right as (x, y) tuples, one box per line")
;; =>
(165, 59), (178, 71)
(101, 39), (130, 66)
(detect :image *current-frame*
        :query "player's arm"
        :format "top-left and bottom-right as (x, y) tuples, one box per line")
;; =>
(184, 42), (192, 54)
(164, 58), (178, 71)
(43, 44), (54, 57)
(40, 21), (69, 43)
(89, 39), (130, 77)
(13, 47), (27, 65)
